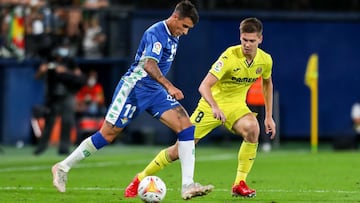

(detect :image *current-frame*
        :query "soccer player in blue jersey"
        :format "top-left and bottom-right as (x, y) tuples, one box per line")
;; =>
(125, 17), (276, 198)
(51, 0), (213, 200)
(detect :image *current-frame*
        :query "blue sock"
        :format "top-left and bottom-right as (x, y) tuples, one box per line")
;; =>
(91, 131), (109, 149)
(177, 126), (195, 141)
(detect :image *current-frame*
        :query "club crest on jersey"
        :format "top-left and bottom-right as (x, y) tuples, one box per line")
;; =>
(213, 60), (223, 72)
(152, 42), (162, 55)
(256, 67), (263, 74)
(120, 118), (128, 125)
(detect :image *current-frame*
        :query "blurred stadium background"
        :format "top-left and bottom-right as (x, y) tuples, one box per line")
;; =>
(1, 0), (360, 150)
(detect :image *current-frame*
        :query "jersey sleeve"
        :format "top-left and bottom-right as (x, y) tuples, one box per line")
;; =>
(262, 54), (273, 79)
(209, 49), (231, 80)
(143, 32), (164, 63)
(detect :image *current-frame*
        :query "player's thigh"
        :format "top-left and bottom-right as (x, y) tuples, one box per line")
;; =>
(223, 105), (256, 133)
(159, 105), (193, 133)
(190, 107), (221, 140)
(148, 90), (192, 133)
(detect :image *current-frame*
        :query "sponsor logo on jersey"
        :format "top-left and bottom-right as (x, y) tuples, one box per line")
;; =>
(213, 60), (223, 72)
(231, 77), (258, 84)
(233, 68), (240, 72)
(152, 42), (162, 55)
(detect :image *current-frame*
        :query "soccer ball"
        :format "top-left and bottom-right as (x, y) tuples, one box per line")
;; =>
(137, 176), (167, 203)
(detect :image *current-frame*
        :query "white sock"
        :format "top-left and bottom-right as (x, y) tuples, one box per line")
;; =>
(58, 137), (98, 172)
(178, 140), (195, 187)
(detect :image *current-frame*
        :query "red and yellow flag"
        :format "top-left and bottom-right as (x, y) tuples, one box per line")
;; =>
(7, 6), (25, 55)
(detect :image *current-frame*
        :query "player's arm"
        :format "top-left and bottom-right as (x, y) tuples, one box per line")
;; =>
(262, 77), (276, 139)
(143, 58), (184, 100)
(198, 73), (226, 123)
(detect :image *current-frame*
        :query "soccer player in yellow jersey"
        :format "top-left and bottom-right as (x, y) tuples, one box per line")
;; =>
(125, 17), (276, 198)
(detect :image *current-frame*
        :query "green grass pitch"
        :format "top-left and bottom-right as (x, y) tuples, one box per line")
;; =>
(0, 143), (359, 202)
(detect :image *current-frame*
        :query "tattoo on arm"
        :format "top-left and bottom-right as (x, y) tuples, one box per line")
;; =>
(144, 59), (172, 90)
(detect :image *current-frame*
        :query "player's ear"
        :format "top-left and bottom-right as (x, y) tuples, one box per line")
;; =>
(258, 34), (263, 44)
(171, 12), (180, 20)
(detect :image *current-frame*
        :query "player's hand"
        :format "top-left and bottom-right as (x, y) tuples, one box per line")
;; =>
(264, 117), (276, 139)
(212, 106), (226, 124)
(167, 86), (184, 100)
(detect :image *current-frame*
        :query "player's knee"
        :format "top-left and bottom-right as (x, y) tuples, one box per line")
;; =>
(245, 133), (259, 143)
(236, 122), (259, 143)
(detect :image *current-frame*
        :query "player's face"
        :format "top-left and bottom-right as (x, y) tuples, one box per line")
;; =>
(240, 32), (262, 56)
(171, 16), (194, 37)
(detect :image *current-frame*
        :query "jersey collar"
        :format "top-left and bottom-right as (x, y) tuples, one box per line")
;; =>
(162, 21), (179, 39)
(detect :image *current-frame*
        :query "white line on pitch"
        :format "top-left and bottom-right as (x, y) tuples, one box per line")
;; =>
(0, 154), (235, 173)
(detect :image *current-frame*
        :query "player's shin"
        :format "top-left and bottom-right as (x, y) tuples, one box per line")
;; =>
(235, 141), (258, 184)
(138, 149), (172, 180)
(177, 126), (195, 187)
(58, 131), (108, 172)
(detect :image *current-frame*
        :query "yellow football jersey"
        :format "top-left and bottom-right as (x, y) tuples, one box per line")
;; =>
(198, 45), (272, 108)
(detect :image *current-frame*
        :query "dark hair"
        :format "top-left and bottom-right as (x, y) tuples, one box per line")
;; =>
(239, 17), (263, 35)
(174, 0), (199, 25)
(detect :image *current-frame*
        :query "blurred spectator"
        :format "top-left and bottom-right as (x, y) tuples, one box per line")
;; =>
(24, 3), (68, 60)
(33, 43), (86, 155)
(38, 4), (80, 60)
(24, 2), (49, 58)
(76, 69), (106, 116)
(0, 6), (12, 58)
(79, 0), (108, 58)
(351, 101), (360, 139)
(3, 0), (359, 59)
(75, 69), (106, 143)
(81, 14), (106, 58)
(51, 7), (69, 51)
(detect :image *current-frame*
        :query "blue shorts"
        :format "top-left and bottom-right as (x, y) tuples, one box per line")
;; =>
(105, 79), (181, 128)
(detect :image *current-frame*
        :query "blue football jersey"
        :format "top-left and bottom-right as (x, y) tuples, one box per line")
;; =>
(105, 21), (182, 127)
(124, 21), (179, 90)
